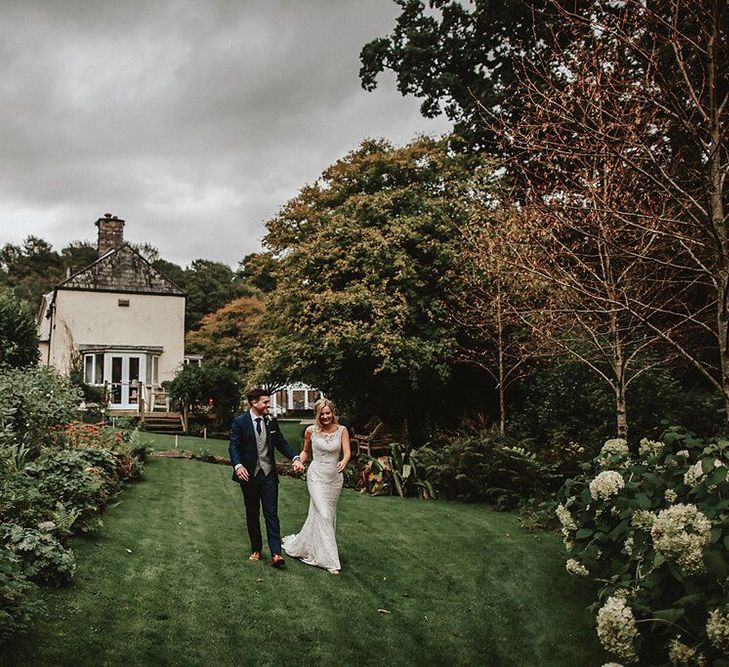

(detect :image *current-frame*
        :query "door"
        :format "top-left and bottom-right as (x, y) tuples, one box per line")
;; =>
(105, 353), (146, 409)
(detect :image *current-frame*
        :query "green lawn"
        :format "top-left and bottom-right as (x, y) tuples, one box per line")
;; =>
(8, 433), (608, 666)
(144, 419), (306, 457)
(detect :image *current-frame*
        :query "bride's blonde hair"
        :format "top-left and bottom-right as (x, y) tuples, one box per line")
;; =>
(313, 398), (338, 430)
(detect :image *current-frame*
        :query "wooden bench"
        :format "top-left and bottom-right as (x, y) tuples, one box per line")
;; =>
(351, 417), (388, 457)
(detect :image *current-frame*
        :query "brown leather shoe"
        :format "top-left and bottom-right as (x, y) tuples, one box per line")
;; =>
(249, 551), (262, 561)
(271, 554), (285, 568)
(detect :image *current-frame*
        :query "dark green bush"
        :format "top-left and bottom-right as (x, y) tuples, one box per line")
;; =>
(558, 428), (729, 663)
(25, 449), (120, 529)
(418, 430), (557, 509)
(0, 289), (40, 369)
(167, 365), (241, 430)
(0, 544), (43, 643)
(0, 524), (75, 584)
(0, 366), (82, 457)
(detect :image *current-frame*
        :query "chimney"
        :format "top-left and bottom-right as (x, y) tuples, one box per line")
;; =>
(95, 213), (125, 257)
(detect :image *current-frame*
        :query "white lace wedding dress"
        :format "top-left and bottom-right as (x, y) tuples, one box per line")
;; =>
(282, 425), (344, 572)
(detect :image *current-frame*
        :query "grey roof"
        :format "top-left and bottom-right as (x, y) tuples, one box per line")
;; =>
(57, 245), (185, 296)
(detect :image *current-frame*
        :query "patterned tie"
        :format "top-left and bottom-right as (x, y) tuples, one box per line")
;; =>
(255, 417), (262, 435)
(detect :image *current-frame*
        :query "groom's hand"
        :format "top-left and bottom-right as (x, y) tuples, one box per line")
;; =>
(292, 459), (305, 473)
(235, 466), (249, 482)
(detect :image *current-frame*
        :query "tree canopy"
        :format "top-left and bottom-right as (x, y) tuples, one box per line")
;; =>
(255, 136), (489, 427)
(0, 289), (40, 369)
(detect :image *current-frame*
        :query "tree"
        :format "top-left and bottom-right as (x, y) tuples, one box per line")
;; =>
(60, 241), (97, 276)
(166, 365), (241, 430)
(494, 0), (729, 428)
(151, 258), (186, 290)
(185, 296), (265, 376)
(237, 252), (278, 293)
(0, 237), (64, 307)
(359, 0), (551, 146)
(0, 289), (40, 368)
(183, 259), (237, 331)
(257, 137), (488, 431)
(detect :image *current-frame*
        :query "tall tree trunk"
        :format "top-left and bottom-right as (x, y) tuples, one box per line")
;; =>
(707, 5), (729, 426)
(496, 282), (506, 435)
(610, 305), (629, 439)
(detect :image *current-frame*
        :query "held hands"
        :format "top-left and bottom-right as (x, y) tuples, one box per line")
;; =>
(292, 459), (305, 474)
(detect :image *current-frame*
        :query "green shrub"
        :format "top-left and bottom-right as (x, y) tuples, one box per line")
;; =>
(0, 524), (75, 584)
(167, 365), (241, 430)
(0, 289), (40, 369)
(358, 443), (434, 499)
(558, 428), (729, 664)
(0, 366), (82, 457)
(24, 449), (120, 529)
(418, 430), (556, 509)
(0, 544), (43, 644)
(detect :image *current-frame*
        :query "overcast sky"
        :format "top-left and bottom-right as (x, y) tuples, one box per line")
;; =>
(0, 0), (451, 268)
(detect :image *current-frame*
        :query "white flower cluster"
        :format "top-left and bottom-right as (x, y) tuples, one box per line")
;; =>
(684, 458), (725, 487)
(651, 504), (712, 574)
(631, 510), (656, 531)
(590, 470), (625, 501)
(638, 438), (663, 458)
(664, 489), (678, 503)
(667, 638), (706, 666)
(601, 664), (624, 667)
(623, 536), (634, 556)
(565, 558), (589, 576)
(601, 438), (630, 458)
(676, 450), (689, 458)
(706, 607), (729, 653)
(556, 503), (577, 530)
(37, 520), (57, 533)
(596, 596), (638, 662)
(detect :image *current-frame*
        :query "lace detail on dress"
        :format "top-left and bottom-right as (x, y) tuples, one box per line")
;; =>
(282, 425), (344, 571)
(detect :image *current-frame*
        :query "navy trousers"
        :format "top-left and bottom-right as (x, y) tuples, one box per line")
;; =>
(240, 470), (281, 556)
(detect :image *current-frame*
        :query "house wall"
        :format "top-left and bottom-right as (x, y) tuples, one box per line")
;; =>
(47, 289), (185, 382)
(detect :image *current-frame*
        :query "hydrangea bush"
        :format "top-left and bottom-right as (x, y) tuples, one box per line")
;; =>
(558, 428), (729, 663)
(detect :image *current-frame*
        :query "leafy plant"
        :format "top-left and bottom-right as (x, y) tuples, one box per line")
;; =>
(0, 524), (75, 584)
(0, 543), (43, 645)
(359, 443), (434, 499)
(558, 428), (729, 664)
(418, 429), (556, 509)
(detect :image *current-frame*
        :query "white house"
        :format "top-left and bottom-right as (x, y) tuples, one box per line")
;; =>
(37, 214), (186, 415)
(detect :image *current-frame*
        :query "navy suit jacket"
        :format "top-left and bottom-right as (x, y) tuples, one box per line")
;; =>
(228, 411), (297, 482)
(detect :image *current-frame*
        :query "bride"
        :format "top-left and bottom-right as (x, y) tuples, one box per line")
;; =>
(282, 398), (351, 574)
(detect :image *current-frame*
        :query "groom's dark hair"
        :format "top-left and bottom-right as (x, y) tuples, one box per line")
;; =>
(246, 387), (270, 404)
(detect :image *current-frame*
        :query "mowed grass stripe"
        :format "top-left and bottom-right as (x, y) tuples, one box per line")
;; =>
(8, 436), (607, 666)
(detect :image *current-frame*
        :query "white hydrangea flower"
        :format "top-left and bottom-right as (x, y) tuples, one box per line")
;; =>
(556, 504), (577, 530)
(631, 510), (656, 531)
(596, 596), (639, 662)
(684, 460), (704, 486)
(638, 438), (663, 458)
(566, 558), (589, 576)
(623, 536), (634, 556)
(706, 607), (729, 653)
(684, 458), (725, 486)
(664, 489), (678, 503)
(676, 450), (689, 458)
(590, 470), (625, 501)
(651, 504), (712, 574)
(601, 438), (630, 458)
(667, 637), (706, 666)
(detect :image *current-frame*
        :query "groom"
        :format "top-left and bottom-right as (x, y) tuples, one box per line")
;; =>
(229, 387), (304, 567)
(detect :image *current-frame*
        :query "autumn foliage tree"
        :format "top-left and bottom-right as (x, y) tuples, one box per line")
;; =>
(471, 0), (729, 435)
(185, 295), (265, 378)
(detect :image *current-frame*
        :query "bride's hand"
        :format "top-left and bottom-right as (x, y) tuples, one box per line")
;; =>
(336, 460), (347, 473)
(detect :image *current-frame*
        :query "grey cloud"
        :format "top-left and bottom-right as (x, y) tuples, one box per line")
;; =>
(0, 0), (451, 266)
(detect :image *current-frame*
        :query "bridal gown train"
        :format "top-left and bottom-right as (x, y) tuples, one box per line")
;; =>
(282, 425), (344, 572)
